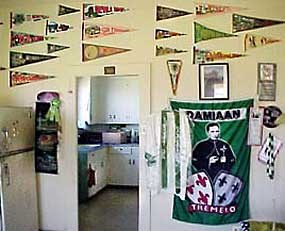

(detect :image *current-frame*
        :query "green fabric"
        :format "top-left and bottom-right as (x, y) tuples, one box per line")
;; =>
(161, 110), (168, 188)
(171, 99), (253, 225)
(45, 98), (61, 123)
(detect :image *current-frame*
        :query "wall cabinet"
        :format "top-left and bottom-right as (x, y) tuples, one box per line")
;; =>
(90, 76), (139, 124)
(108, 146), (139, 186)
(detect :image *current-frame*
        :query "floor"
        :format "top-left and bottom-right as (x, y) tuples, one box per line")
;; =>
(79, 186), (138, 231)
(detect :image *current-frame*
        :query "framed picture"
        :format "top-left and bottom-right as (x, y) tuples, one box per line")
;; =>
(199, 63), (229, 100)
(257, 63), (277, 101)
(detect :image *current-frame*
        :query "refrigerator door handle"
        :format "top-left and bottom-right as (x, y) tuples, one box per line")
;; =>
(3, 163), (10, 186)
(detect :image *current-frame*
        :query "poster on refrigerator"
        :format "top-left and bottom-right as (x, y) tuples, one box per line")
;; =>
(35, 91), (60, 174)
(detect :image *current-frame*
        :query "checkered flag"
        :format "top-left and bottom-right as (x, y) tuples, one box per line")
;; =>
(240, 221), (250, 231)
(266, 133), (275, 180)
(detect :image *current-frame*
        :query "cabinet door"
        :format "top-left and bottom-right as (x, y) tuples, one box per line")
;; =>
(0, 152), (38, 231)
(90, 76), (139, 124)
(130, 147), (139, 186)
(108, 146), (138, 186)
(108, 153), (133, 185)
(87, 151), (98, 197)
(87, 148), (107, 197)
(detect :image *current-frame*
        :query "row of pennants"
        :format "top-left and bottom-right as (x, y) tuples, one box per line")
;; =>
(1, 3), (285, 87)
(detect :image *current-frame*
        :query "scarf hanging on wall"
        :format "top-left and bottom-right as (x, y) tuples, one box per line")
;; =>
(143, 110), (192, 200)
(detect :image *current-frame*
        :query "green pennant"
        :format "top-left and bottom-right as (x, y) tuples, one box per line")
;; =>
(194, 22), (237, 43)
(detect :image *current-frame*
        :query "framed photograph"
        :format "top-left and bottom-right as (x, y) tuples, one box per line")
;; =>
(257, 63), (277, 101)
(199, 63), (229, 100)
(258, 63), (276, 81)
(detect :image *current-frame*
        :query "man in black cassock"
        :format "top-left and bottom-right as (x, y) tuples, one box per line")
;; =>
(192, 122), (236, 181)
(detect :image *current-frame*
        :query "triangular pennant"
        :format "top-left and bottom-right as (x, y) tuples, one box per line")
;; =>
(156, 46), (187, 56)
(0, 67), (7, 71)
(47, 43), (69, 53)
(156, 5), (193, 21)
(11, 31), (55, 47)
(244, 33), (280, 51)
(83, 4), (129, 20)
(10, 51), (57, 68)
(167, 60), (182, 95)
(195, 3), (245, 18)
(155, 28), (186, 39)
(58, 4), (80, 16)
(10, 12), (49, 28)
(233, 14), (285, 33)
(10, 71), (55, 87)
(82, 22), (134, 40)
(194, 22), (237, 43)
(46, 20), (73, 35)
(193, 46), (245, 64)
(82, 44), (130, 61)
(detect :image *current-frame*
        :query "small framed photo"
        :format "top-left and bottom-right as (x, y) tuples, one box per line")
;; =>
(257, 63), (277, 101)
(258, 63), (276, 81)
(199, 63), (229, 100)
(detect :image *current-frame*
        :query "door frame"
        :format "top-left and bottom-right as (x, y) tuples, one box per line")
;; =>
(74, 63), (151, 231)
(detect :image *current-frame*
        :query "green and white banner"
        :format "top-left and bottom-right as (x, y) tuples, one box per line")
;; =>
(170, 99), (253, 225)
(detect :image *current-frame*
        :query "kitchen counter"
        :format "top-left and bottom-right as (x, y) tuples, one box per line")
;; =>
(78, 143), (139, 152)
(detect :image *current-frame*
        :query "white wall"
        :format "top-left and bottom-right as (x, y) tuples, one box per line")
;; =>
(0, 0), (284, 231)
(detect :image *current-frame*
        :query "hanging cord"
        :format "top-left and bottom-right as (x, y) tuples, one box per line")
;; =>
(266, 133), (275, 180)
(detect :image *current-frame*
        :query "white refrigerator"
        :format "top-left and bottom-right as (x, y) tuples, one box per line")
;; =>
(0, 107), (39, 231)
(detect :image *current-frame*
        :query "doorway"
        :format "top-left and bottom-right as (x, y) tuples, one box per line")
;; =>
(75, 64), (150, 231)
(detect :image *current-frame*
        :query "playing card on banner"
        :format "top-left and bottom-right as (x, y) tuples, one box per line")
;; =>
(187, 171), (213, 205)
(213, 172), (243, 206)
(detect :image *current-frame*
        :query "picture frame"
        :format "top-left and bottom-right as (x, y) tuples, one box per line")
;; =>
(257, 63), (277, 101)
(199, 63), (229, 100)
